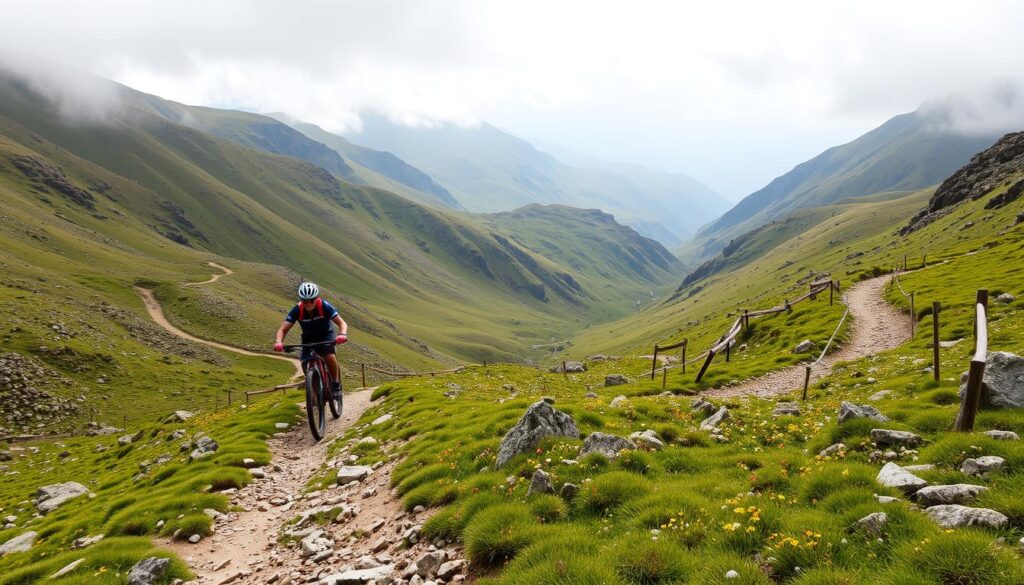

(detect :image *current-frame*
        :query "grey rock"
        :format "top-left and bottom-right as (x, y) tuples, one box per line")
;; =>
(37, 482), (89, 514)
(914, 484), (989, 506)
(819, 443), (847, 457)
(996, 292), (1015, 303)
(876, 462), (928, 494)
(868, 390), (892, 401)
(691, 398), (717, 418)
(300, 530), (333, 558)
(873, 494), (900, 504)
(839, 402), (889, 424)
(318, 564), (394, 585)
(961, 455), (1005, 476)
(609, 395), (628, 407)
(939, 339), (964, 348)
(870, 429), (922, 448)
(495, 401), (579, 468)
(699, 406), (729, 431)
(983, 430), (1020, 440)
(580, 432), (636, 459)
(794, 339), (816, 353)
(72, 534), (104, 549)
(957, 351), (1024, 411)
(605, 374), (629, 387)
(550, 361), (586, 373)
(50, 558), (85, 579)
(923, 505), (1009, 529)
(583, 392), (598, 399)
(560, 483), (579, 500)
(437, 559), (465, 579)
(629, 429), (665, 450)
(189, 436), (219, 461)
(187, 534), (201, 544)
(855, 512), (887, 536)
(902, 464), (936, 473)
(413, 550), (445, 577)
(527, 469), (554, 496)
(127, 557), (170, 585)
(371, 414), (393, 426)
(772, 402), (801, 417)
(0, 531), (36, 556)
(336, 465), (372, 484)
(164, 410), (195, 423)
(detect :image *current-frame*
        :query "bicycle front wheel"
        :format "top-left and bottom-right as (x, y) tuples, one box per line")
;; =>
(305, 368), (326, 441)
(327, 374), (342, 419)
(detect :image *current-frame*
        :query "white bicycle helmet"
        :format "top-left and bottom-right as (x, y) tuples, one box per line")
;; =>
(297, 282), (319, 300)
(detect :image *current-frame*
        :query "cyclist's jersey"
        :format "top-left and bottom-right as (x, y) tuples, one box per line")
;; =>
(284, 299), (339, 342)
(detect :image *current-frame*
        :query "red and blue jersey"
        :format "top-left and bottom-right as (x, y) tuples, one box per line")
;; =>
(285, 299), (339, 341)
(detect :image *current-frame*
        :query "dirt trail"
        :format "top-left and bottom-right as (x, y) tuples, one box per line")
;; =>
(704, 274), (911, 399)
(185, 261), (234, 286)
(135, 286), (303, 378)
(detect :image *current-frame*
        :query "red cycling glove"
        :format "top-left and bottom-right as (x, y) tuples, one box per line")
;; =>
(336, 334), (348, 345)
(273, 342), (284, 352)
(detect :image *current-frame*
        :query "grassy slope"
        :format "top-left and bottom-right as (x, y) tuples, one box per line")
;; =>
(325, 178), (1024, 584)
(0, 390), (302, 583)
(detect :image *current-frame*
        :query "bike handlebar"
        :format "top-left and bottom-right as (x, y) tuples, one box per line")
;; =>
(281, 340), (337, 352)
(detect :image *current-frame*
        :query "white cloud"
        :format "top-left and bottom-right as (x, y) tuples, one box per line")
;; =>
(1, 0), (1022, 197)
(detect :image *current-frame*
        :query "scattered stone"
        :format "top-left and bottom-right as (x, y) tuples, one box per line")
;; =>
(36, 482), (89, 514)
(876, 462), (928, 494)
(699, 406), (729, 431)
(299, 530), (333, 558)
(437, 559), (465, 579)
(868, 390), (892, 401)
(961, 455), (1005, 476)
(550, 361), (586, 373)
(187, 534), (201, 544)
(275, 423), (289, 430)
(189, 436), (219, 461)
(772, 402), (800, 417)
(914, 484), (989, 506)
(818, 443), (846, 457)
(127, 557), (170, 585)
(72, 534), (104, 549)
(50, 558), (85, 579)
(495, 400), (579, 468)
(605, 375), (629, 387)
(983, 430), (1020, 441)
(583, 392), (598, 399)
(838, 402), (889, 424)
(527, 469), (554, 496)
(412, 551), (445, 578)
(794, 340), (816, 353)
(336, 465), (372, 484)
(318, 564), (394, 585)
(870, 429), (922, 448)
(560, 483), (579, 500)
(855, 512), (887, 536)
(163, 410), (195, 423)
(691, 398), (717, 418)
(938, 339), (964, 348)
(901, 464), (936, 473)
(873, 494), (900, 504)
(923, 505), (1009, 529)
(609, 395), (629, 407)
(996, 293), (1015, 303)
(629, 429), (665, 450)
(371, 414), (393, 426)
(0, 531), (36, 556)
(725, 570), (740, 579)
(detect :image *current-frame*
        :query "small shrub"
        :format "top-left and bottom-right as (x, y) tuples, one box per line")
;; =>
(575, 471), (651, 515)
(612, 533), (694, 584)
(618, 449), (657, 474)
(464, 504), (541, 567)
(528, 495), (567, 523)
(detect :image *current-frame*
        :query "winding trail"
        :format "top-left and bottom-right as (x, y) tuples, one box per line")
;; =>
(184, 261), (234, 286)
(704, 273), (911, 399)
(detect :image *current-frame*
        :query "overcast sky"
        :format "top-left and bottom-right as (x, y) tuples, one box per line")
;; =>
(2, 0), (1023, 198)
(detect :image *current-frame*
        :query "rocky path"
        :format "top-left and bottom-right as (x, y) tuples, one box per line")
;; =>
(704, 273), (911, 399)
(185, 262), (234, 286)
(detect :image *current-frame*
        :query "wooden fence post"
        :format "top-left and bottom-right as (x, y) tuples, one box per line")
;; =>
(802, 365), (811, 400)
(829, 281), (834, 306)
(662, 367), (667, 389)
(958, 360), (986, 432)
(903, 254), (907, 270)
(227, 390), (232, 407)
(681, 341), (686, 375)
(650, 346), (659, 380)
(725, 341), (731, 362)
(932, 301), (940, 382)
(562, 360), (568, 379)
(695, 351), (716, 383)
(743, 310), (749, 330)
(922, 253), (927, 268)
(909, 291), (915, 337)
(361, 363), (366, 388)
(785, 299), (791, 313)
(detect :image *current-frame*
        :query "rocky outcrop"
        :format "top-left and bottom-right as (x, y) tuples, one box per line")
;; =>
(903, 132), (1024, 234)
(0, 352), (80, 434)
(691, 398), (717, 418)
(495, 400), (579, 468)
(913, 484), (988, 506)
(961, 455), (1005, 476)
(189, 436), (219, 461)
(580, 432), (636, 459)
(957, 351), (1024, 410)
(923, 505), (1009, 529)
(127, 557), (170, 585)
(37, 482), (89, 514)
(0, 531), (36, 556)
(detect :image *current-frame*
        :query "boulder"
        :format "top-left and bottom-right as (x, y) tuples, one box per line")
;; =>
(699, 406), (729, 431)
(838, 402), (889, 424)
(527, 469), (554, 496)
(772, 402), (801, 417)
(983, 430), (1020, 441)
(605, 374), (629, 387)
(855, 512), (887, 536)
(336, 465), (372, 484)
(870, 429), (922, 448)
(127, 557), (170, 585)
(876, 462), (928, 494)
(996, 292), (1016, 303)
(961, 455), (1005, 476)
(0, 531), (36, 556)
(495, 401), (579, 468)
(923, 505), (1009, 529)
(189, 436), (219, 461)
(163, 410), (195, 423)
(629, 429), (665, 451)
(609, 395), (629, 408)
(794, 340), (816, 354)
(318, 565), (394, 585)
(550, 361), (586, 373)
(580, 432), (636, 459)
(691, 398), (717, 418)
(913, 484), (988, 506)
(957, 351), (1024, 410)
(37, 482), (89, 514)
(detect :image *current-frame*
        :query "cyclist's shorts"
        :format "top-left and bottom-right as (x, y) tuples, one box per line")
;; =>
(300, 333), (336, 362)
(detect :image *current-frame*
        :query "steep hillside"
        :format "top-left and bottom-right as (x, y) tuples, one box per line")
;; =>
(681, 107), (1004, 264)
(344, 114), (730, 245)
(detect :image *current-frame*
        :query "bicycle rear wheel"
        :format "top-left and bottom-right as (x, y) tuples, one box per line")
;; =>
(305, 367), (326, 441)
(327, 373), (342, 419)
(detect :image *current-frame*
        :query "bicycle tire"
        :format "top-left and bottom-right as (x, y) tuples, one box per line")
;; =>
(327, 371), (342, 419)
(305, 367), (326, 441)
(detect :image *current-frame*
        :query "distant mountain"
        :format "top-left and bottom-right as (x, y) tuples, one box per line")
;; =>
(344, 114), (730, 246)
(679, 107), (1005, 264)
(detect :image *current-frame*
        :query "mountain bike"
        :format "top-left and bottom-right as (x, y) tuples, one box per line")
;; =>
(282, 341), (342, 441)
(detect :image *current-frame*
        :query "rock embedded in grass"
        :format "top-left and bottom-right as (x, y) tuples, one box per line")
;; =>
(36, 482), (89, 514)
(960, 455), (1005, 476)
(876, 462), (928, 494)
(870, 429), (922, 448)
(581, 432), (636, 459)
(794, 339), (816, 353)
(336, 465), (372, 484)
(629, 429), (665, 450)
(163, 410), (195, 423)
(997, 292), (1015, 303)
(495, 400), (579, 468)
(691, 398), (717, 418)
(819, 443), (846, 457)
(549, 361), (586, 373)
(772, 402), (800, 417)
(605, 374), (629, 387)
(699, 406), (729, 431)
(923, 505), (1009, 529)
(913, 484), (989, 506)
(527, 469), (554, 495)
(855, 512), (888, 536)
(560, 482), (579, 500)
(189, 435), (219, 460)
(956, 351), (1024, 412)
(0, 530), (36, 556)
(983, 429), (1020, 440)
(838, 402), (889, 423)
(371, 413), (393, 425)
(127, 557), (170, 585)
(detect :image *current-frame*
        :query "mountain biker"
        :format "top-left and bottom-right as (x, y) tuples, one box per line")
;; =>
(273, 282), (348, 400)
